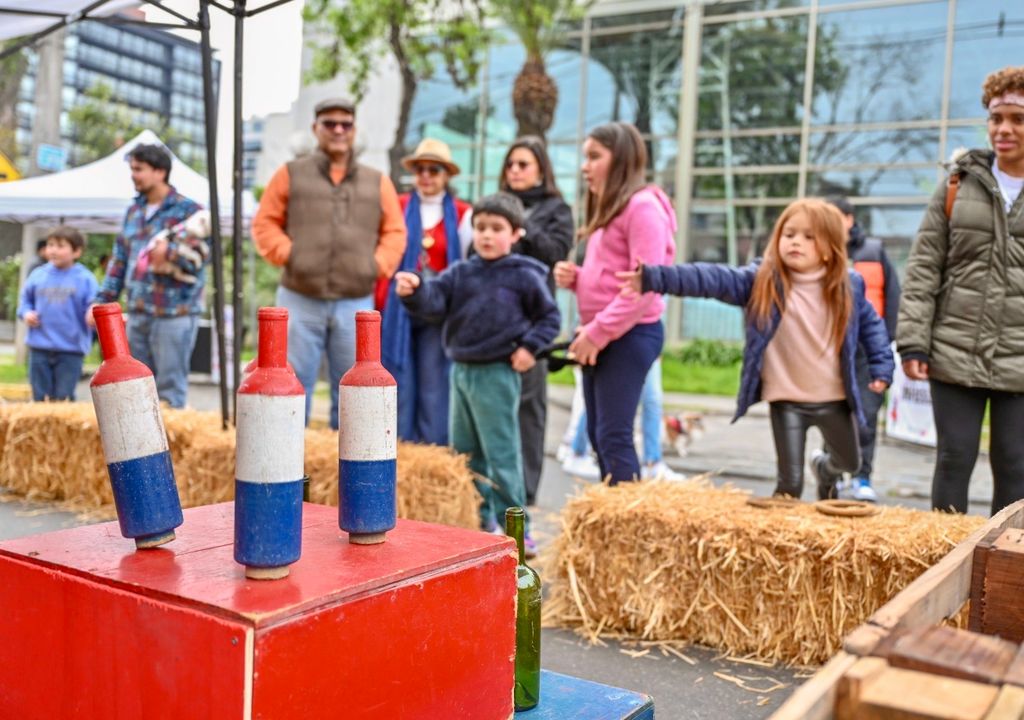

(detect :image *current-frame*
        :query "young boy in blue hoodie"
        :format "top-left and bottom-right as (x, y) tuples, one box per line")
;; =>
(18, 226), (99, 401)
(395, 192), (560, 556)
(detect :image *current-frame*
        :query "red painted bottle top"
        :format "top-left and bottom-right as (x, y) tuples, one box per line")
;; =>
(238, 306), (303, 396)
(91, 303), (152, 386)
(341, 310), (395, 388)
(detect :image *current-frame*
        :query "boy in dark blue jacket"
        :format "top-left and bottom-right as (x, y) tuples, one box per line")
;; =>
(17, 226), (99, 401)
(396, 192), (560, 555)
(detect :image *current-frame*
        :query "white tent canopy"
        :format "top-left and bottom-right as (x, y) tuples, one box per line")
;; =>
(0, 0), (140, 42)
(0, 130), (256, 232)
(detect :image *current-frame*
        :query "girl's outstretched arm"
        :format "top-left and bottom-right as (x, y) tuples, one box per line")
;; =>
(619, 261), (760, 307)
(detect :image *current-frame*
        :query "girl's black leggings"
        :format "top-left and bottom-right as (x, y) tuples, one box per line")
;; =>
(930, 379), (1024, 515)
(769, 400), (860, 499)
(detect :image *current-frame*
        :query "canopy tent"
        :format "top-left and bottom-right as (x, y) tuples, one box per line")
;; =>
(0, 130), (257, 232)
(1, 0), (296, 426)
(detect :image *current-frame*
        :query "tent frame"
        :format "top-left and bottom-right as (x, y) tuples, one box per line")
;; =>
(0, 0), (295, 428)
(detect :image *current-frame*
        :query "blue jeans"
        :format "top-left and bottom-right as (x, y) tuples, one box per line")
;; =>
(409, 320), (450, 445)
(582, 322), (664, 484)
(276, 286), (373, 429)
(127, 314), (199, 409)
(571, 357), (663, 464)
(29, 349), (84, 401)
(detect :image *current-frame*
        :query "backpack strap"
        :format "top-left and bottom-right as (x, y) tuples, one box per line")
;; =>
(945, 171), (961, 219)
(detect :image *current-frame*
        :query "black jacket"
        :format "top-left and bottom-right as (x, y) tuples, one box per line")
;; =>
(401, 254), (561, 364)
(510, 189), (575, 274)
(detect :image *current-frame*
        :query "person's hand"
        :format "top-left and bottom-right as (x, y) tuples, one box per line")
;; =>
(553, 261), (577, 289)
(615, 264), (643, 299)
(510, 347), (536, 373)
(569, 326), (599, 366)
(23, 310), (40, 328)
(394, 272), (420, 297)
(903, 359), (929, 381)
(149, 237), (168, 266)
(85, 303), (98, 328)
(868, 379), (889, 393)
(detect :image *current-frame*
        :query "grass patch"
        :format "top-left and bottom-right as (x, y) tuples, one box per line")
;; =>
(549, 353), (740, 397)
(0, 360), (27, 383)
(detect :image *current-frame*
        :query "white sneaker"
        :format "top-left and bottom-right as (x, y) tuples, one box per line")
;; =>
(555, 442), (572, 463)
(850, 477), (879, 503)
(642, 460), (686, 482)
(561, 454), (601, 480)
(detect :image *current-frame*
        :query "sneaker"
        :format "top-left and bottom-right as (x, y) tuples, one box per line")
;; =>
(810, 450), (840, 500)
(835, 478), (856, 501)
(481, 516), (500, 534)
(850, 476), (878, 503)
(524, 532), (538, 559)
(642, 460), (686, 482)
(555, 442), (572, 463)
(562, 453), (600, 480)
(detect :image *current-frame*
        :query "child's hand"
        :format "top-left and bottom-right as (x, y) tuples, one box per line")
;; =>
(394, 272), (420, 297)
(85, 303), (97, 328)
(23, 311), (40, 328)
(615, 263), (644, 298)
(569, 326), (600, 366)
(553, 261), (577, 289)
(868, 379), (889, 393)
(510, 347), (536, 373)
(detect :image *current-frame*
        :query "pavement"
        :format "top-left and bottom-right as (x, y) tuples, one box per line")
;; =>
(0, 372), (996, 718)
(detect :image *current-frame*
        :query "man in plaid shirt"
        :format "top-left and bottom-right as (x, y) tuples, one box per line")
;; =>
(89, 144), (207, 407)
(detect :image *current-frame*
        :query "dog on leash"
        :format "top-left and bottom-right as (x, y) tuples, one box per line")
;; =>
(663, 412), (705, 457)
(136, 209), (212, 284)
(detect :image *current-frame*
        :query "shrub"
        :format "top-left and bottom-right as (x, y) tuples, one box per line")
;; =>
(669, 338), (743, 367)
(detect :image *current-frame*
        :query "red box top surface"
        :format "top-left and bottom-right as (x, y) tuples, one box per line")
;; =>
(0, 502), (514, 628)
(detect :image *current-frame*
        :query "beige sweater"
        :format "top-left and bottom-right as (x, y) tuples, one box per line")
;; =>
(761, 267), (846, 404)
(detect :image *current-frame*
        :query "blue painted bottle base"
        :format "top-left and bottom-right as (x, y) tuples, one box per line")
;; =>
(234, 478), (303, 570)
(338, 459), (396, 537)
(107, 451), (184, 541)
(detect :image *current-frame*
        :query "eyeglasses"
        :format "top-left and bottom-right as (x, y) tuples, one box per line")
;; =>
(505, 160), (533, 171)
(319, 119), (355, 132)
(414, 164), (445, 176)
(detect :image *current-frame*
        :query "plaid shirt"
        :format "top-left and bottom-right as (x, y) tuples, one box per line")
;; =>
(97, 187), (206, 316)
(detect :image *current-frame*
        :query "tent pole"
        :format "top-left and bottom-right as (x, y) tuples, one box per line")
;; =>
(199, 0), (230, 429)
(231, 0), (246, 421)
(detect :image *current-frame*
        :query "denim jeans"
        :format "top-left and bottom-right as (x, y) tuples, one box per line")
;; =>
(276, 286), (374, 429)
(127, 314), (199, 408)
(28, 349), (84, 401)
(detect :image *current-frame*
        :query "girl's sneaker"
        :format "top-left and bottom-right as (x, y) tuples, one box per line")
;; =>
(642, 460), (685, 482)
(850, 477), (878, 503)
(561, 453), (600, 480)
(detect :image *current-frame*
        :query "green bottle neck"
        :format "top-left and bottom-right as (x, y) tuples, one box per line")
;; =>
(505, 510), (526, 564)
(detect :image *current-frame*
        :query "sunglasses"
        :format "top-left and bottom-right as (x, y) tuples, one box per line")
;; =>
(414, 164), (445, 176)
(505, 159), (533, 171)
(319, 119), (354, 132)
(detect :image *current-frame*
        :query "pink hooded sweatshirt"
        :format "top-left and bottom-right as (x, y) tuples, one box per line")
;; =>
(573, 185), (677, 349)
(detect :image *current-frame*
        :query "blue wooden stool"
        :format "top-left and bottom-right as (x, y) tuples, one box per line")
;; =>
(515, 669), (655, 718)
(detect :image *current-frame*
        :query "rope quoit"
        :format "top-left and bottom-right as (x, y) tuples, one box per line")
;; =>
(814, 499), (881, 518)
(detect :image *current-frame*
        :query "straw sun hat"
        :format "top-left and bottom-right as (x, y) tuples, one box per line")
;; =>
(401, 138), (461, 176)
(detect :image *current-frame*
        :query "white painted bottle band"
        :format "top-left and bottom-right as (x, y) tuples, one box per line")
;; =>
(92, 377), (169, 463)
(235, 393), (305, 483)
(338, 385), (397, 462)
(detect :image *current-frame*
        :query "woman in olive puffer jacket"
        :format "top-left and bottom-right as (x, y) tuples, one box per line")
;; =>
(897, 66), (1024, 515)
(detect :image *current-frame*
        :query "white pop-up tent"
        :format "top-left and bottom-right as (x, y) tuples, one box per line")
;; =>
(0, 130), (256, 232)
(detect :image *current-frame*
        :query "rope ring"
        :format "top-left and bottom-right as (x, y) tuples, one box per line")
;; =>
(746, 496), (802, 510)
(814, 499), (881, 518)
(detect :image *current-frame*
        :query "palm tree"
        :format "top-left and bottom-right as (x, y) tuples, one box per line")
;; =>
(494, 0), (592, 139)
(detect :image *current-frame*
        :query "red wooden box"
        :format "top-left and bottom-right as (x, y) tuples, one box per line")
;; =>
(0, 502), (516, 719)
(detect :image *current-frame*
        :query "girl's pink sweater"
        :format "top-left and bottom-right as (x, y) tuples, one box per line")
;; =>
(573, 186), (677, 349)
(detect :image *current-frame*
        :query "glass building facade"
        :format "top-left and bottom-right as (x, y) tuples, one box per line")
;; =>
(403, 0), (1022, 293)
(16, 21), (218, 170)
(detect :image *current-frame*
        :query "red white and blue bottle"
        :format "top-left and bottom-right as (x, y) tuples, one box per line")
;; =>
(89, 303), (183, 549)
(338, 310), (397, 544)
(234, 307), (306, 579)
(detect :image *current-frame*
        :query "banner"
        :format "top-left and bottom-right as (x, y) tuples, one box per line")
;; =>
(885, 347), (937, 447)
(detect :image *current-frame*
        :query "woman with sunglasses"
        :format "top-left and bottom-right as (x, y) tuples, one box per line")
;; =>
(380, 138), (473, 445)
(499, 136), (574, 505)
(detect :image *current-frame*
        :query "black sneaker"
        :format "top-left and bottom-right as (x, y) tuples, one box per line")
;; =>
(810, 450), (839, 500)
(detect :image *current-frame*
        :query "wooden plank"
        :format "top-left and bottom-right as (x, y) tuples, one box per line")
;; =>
(769, 651), (859, 720)
(885, 626), (1017, 685)
(855, 501), (1024, 655)
(984, 685), (1024, 720)
(836, 657), (888, 720)
(978, 529), (1024, 643)
(1003, 645), (1024, 688)
(855, 666), (999, 720)
(970, 528), (1006, 632)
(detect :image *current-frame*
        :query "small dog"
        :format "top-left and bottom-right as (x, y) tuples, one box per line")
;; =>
(136, 210), (212, 284)
(663, 412), (705, 457)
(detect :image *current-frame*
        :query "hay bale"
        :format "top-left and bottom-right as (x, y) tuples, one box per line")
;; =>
(0, 403), (480, 530)
(542, 480), (985, 666)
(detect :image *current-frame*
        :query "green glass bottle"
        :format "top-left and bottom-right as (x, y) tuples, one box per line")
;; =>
(506, 506), (541, 711)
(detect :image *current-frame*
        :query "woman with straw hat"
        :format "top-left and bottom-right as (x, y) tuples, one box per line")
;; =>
(380, 138), (473, 445)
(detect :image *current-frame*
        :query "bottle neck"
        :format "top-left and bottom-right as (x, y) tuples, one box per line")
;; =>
(257, 314), (288, 368)
(506, 510), (526, 564)
(95, 309), (130, 359)
(354, 311), (382, 363)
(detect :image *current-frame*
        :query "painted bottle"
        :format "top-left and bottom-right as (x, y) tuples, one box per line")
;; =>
(89, 303), (183, 549)
(234, 307), (306, 579)
(338, 310), (397, 544)
(507, 506), (541, 710)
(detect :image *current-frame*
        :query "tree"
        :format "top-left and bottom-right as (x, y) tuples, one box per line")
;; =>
(304, 0), (490, 184)
(491, 0), (593, 139)
(67, 83), (146, 165)
(0, 41), (29, 168)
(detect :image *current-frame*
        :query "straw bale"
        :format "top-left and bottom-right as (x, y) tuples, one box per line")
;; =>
(542, 479), (985, 666)
(0, 404), (480, 530)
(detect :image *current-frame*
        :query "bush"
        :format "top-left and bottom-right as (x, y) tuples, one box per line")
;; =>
(669, 339), (743, 367)
(0, 254), (21, 321)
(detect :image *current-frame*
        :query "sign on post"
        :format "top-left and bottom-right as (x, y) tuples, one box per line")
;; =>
(36, 143), (67, 173)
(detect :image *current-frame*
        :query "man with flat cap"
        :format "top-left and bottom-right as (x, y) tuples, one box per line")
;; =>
(253, 97), (407, 428)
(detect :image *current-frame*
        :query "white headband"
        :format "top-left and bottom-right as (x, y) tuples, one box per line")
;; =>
(989, 93), (1024, 110)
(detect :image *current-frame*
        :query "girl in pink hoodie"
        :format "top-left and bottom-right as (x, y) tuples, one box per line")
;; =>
(554, 122), (677, 483)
